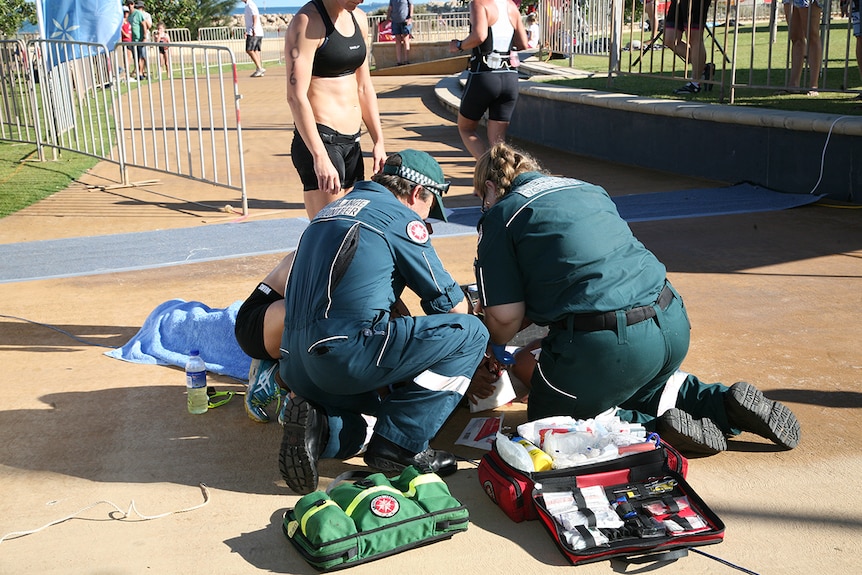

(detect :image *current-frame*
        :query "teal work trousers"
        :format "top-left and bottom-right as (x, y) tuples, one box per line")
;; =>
(526, 284), (734, 433)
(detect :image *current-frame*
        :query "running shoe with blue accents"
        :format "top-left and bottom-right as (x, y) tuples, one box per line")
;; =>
(245, 358), (285, 423)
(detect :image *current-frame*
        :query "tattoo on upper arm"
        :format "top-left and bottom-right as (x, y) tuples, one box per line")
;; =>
(288, 40), (300, 86)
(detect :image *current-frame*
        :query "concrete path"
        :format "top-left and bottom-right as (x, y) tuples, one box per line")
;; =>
(0, 67), (860, 575)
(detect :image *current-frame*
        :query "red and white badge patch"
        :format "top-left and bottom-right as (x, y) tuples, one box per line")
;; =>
(406, 220), (429, 244)
(370, 494), (400, 518)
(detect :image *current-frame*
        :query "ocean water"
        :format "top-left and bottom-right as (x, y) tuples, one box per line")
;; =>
(16, 5), (298, 34)
(231, 4), (300, 16)
(231, 2), (390, 15)
(17, 2), (390, 34)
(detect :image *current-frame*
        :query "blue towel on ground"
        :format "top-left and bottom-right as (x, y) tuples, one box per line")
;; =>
(105, 299), (252, 381)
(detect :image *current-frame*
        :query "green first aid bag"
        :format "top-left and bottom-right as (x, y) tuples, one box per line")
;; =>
(283, 466), (469, 571)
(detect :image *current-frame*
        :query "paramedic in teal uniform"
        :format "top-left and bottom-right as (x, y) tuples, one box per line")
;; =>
(278, 149), (489, 494)
(472, 143), (800, 456)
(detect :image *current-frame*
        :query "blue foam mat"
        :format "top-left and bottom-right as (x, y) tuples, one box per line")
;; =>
(446, 183), (822, 225)
(611, 183), (822, 222)
(0, 184), (821, 283)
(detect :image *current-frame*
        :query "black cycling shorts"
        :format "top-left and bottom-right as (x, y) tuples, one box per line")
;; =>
(459, 69), (520, 123)
(291, 124), (364, 192)
(665, 0), (711, 30)
(235, 282), (283, 360)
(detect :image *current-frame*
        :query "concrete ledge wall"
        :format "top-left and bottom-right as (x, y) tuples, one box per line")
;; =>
(371, 41), (454, 69)
(509, 83), (861, 202)
(436, 74), (861, 202)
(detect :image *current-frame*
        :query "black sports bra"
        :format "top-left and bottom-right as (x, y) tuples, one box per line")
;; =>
(310, 0), (366, 78)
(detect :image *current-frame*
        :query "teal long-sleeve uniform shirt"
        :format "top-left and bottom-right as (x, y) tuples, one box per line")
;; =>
(280, 181), (488, 455)
(475, 172), (667, 322)
(475, 172), (732, 432)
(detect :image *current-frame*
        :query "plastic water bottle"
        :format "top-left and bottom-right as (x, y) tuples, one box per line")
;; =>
(509, 50), (520, 68)
(186, 350), (208, 414)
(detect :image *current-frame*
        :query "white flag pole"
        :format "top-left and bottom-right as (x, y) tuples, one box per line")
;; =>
(35, 0), (46, 39)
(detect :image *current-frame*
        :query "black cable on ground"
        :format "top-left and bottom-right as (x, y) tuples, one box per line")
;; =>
(690, 547), (760, 574)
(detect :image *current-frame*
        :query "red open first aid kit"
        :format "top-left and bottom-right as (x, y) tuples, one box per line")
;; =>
(477, 417), (724, 567)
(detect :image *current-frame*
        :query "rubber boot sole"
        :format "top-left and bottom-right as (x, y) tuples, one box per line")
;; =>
(725, 382), (800, 449)
(278, 397), (321, 495)
(657, 408), (727, 456)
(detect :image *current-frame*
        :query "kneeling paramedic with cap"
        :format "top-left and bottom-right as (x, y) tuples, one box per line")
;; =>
(277, 149), (489, 494)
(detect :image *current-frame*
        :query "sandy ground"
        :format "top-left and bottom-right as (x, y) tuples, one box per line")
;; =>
(1, 70), (860, 574)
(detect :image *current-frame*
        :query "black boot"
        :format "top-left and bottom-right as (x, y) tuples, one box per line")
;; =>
(724, 382), (800, 449)
(657, 408), (727, 456)
(278, 396), (329, 494)
(363, 434), (458, 476)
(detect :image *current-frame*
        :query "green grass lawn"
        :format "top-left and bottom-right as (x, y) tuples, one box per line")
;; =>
(0, 143), (99, 218)
(541, 19), (862, 116)
(0, 55), (252, 220)
(542, 67), (862, 115)
(3, 30), (860, 221)
(0, 71), (116, 218)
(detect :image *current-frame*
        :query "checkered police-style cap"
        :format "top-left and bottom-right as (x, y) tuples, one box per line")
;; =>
(383, 149), (451, 221)
(383, 150), (451, 194)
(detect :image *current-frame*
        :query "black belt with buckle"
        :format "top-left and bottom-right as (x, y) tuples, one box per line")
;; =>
(552, 285), (673, 332)
(319, 128), (361, 145)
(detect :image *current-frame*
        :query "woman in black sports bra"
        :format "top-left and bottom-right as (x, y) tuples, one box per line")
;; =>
(285, 0), (386, 218)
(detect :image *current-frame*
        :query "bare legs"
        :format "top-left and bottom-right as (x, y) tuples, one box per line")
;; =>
(786, 4), (822, 94)
(457, 114), (510, 160)
(664, 26), (706, 83)
(247, 49), (264, 74)
(304, 188), (347, 219)
(395, 33), (410, 64)
(645, 0), (659, 39)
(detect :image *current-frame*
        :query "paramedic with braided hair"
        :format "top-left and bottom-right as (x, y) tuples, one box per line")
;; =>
(472, 142), (801, 457)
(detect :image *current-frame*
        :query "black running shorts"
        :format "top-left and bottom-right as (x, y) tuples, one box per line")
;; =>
(291, 124), (364, 192)
(665, 0), (711, 30)
(459, 69), (520, 123)
(235, 282), (283, 360)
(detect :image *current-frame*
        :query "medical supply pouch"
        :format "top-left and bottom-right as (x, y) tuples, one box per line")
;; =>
(283, 466), (469, 571)
(532, 469), (724, 567)
(477, 439), (687, 523)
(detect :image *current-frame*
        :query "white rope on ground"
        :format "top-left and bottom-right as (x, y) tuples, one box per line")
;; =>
(0, 483), (210, 545)
(810, 115), (852, 195)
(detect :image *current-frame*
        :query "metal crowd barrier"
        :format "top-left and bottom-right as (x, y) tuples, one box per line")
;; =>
(28, 40), (119, 164)
(165, 28), (193, 43)
(0, 38), (248, 216)
(197, 26), (247, 42)
(113, 40), (247, 212)
(534, 0), (862, 100)
(196, 26), (285, 68)
(0, 39), (38, 145)
(367, 12), (471, 44)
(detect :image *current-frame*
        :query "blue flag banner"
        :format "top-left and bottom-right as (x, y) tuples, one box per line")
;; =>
(43, 0), (123, 52)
